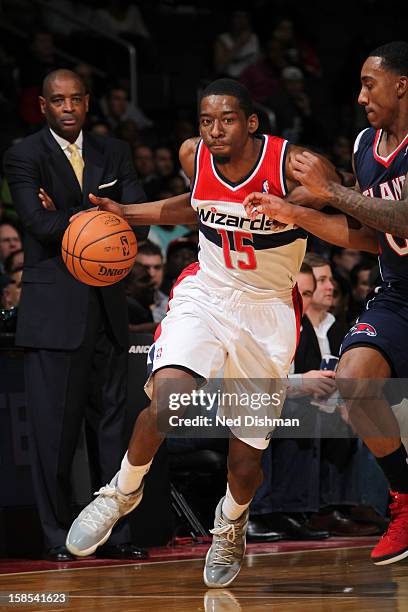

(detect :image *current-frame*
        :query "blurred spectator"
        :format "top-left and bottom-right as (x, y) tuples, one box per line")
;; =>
(330, 272), (351, 329)
(1, 266), (22, 309)
(271, 17), (321, 78)
(133, 144), (158, 197)
(161, 238), (198, 295)
(168, 175), (188, 196)
(148, 189), (192, 258)
(3, 248), (24, 275)
(240, 38), (285, 104)
(331, 247), (362, 282)
(99, 86), (152, 134)
(42, 1), (91, 37)
(170, 118), (195, 154)
(116, 119), (141, 146)
(95, 0), (151, 39)
(265, 66), (318, 144)
(18, 30), (62, 127)
(90, 121), (110, 137)
(331, 135), (353, 173)
(214, 10), (260, 78)
(154, 146), (175, 179)
(136, 240), (168, 323)
(124, 262), (157, 333)
(0, 222), (22, 273)
(348, 263), (374, 324)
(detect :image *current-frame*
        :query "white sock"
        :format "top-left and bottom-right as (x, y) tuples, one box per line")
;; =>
(221, 484), (251, 521)
(117, 452), (152, 495)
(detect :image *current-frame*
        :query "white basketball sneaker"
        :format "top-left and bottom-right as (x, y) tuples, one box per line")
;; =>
(66, 472), (143, 556)
(204, 497), (248, 588)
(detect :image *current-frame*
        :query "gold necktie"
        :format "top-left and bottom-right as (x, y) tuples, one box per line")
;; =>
(67, 143), (84, 189)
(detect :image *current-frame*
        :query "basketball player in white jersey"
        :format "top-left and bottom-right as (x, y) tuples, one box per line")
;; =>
(66, 79), (377, 587)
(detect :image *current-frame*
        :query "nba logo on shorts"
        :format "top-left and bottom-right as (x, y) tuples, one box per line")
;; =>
(262, 179), (269, 193)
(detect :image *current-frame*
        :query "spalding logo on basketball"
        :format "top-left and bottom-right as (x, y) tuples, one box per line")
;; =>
(61, 210), (137, 286)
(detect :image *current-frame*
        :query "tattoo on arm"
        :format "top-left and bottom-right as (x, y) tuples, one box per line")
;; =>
(326, 177), (408, 238)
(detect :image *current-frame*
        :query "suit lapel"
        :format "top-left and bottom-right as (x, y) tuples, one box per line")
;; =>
(41, 128), (82, 204)
(82, 133), (105, 208)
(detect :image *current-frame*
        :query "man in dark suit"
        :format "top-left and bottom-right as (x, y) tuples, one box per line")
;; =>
(4, 69), (149, 561)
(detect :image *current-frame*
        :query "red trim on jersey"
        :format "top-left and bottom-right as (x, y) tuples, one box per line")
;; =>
(290, 284), (302, 363)
(153, 261), (200, 342)
(373, 129), (408, 168)
(192, 134), (288, 202)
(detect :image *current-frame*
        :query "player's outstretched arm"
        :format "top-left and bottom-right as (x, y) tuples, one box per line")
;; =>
(243, 192), (378, 253)
(293, 152), (408, 238)
(84, 192), (197, 226)
(71, 137), (200, 226)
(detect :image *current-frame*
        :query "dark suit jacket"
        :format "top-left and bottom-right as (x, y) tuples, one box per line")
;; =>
(4, 127), (148, 350)
(294, 314), (347, 374)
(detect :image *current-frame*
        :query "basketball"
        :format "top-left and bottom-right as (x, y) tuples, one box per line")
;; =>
(61, 210), (137, 286)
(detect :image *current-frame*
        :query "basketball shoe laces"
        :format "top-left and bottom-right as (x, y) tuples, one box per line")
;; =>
(210, 517), (239, 565)
(380, 491), (408, 543)
(80, 483), (126, 532)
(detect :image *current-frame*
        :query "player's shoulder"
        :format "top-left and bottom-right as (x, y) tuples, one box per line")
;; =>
(179, 137), (201, 159)
(353, 127), (375, 154)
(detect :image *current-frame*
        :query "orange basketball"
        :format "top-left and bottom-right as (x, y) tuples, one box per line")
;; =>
(61, 210), (137, 286)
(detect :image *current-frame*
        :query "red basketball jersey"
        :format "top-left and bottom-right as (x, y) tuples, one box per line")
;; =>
(190, 134), (307, 296)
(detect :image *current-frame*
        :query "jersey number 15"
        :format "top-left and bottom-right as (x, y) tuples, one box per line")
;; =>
(217, 229), (257, 270)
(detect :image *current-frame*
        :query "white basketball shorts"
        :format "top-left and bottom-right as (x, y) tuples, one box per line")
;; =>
(145, 263), (302, 449)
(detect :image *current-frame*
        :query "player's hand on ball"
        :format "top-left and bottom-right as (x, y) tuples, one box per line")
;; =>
(39, 188), (56, 210)
(69, 194), (125, 222)
(243, 192), (296, 226)
(89, 193), (124, 217)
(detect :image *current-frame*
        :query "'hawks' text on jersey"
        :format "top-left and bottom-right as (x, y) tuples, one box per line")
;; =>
(354, 127), (408, 282)
(190, 134), (307, 297)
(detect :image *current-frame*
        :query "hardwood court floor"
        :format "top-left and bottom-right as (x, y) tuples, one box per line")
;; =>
(1, 544), (407, 611)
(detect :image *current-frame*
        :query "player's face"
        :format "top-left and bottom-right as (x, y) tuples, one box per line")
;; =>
(297, 271), (315, 314)
(358, 57), (401, 129)
(39, 76), (89, 142)
(311, 265), (334, 310)
(199, 95), (258, 163)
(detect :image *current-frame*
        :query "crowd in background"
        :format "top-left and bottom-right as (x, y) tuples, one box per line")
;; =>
(0, 0), (404, 542)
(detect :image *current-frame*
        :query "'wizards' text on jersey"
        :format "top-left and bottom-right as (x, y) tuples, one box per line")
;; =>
(354, 127), (408, 282)
(190, 134), (307, 297)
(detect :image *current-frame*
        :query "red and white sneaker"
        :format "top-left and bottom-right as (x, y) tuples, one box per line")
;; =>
(371, 491), (408, 565)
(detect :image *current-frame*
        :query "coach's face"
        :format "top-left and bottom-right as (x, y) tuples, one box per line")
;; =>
(358, 56), (407, 129)
(199, 95), (258, 163)
(39, 75), (89, 142)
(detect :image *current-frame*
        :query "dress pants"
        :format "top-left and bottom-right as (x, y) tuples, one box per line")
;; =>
(25, 288), (131, 548)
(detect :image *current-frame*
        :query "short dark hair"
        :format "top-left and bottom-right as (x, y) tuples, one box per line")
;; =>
(137, 240), (163, 259)
(303, 253), (330, 270)
(299, 261), (316, 289)
(199, 78), (254, 118)
(42, 69), (86, 97)
(350, 262), (373, 288)
(369, 41), (408, 76)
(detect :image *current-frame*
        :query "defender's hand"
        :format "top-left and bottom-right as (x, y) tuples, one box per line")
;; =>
(243, 192), (297, 226)
(292, 151), (337, 199)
